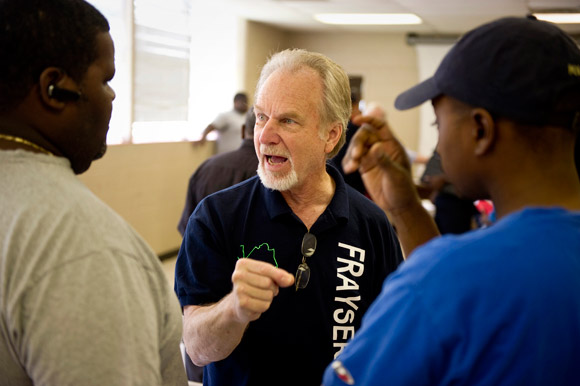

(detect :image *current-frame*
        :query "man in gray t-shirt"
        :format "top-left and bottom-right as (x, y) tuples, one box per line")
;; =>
(0, 1), (187, 384)
(198, 92), (249, 154)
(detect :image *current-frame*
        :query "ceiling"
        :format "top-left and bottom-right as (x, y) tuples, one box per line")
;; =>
(212, 0), (580, 35)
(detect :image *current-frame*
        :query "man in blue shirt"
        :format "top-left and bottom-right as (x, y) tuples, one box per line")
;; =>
(175, 49), (403, 385)
(323, 16), (580, 385)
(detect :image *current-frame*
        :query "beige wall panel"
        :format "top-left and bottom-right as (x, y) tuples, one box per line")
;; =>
(244, 21), (291, 100)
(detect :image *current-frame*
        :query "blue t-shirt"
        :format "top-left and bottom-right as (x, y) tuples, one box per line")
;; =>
(323, 207), (580, 385)
(175, 165), (403, 386)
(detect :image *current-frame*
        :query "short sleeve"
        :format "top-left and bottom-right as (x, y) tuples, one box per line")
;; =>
(211, 112), (229, 131)
(174, 201), (236, 307)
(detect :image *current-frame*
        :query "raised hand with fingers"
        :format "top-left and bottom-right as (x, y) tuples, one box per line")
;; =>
(343, 115), (416, 213)
(342, 115), (439, 256)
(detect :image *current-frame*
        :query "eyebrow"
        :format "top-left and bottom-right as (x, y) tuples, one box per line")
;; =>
(254, 106), (302, 120)
(279, 111), (302, 121)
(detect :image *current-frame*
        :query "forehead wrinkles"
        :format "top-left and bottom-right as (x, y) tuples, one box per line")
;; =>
(257, 67), (323, 119)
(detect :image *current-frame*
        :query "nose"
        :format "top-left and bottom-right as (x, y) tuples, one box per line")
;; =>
(257, 119), (280, 145)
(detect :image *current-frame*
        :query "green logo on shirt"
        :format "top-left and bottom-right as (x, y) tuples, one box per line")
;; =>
(238, 243), (278, 267)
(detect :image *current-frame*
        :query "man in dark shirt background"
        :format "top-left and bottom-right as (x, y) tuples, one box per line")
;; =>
(178, 107), (258, 235)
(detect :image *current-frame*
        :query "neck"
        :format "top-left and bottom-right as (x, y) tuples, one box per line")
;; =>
(489, 163), (580, 219)
(0, 117), (59, 156)
(282, 169), (335, 230)
(0, 133), (54, 155)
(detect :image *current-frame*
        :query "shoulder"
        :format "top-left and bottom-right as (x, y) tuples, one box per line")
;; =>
(47, 176), (160, 272)
(346, 186), (379, 210)
(196, 176), (261, 213)
(217, 109), (243, 122)
(211, 111), (231, 126)
(190, 149), (254, 178)
(405, 230), (490, 275)
(401, 206), (580, 291)
(193, 152), (233, 173)
(343, 186), (390, 227)
(396, 217), (528, 295)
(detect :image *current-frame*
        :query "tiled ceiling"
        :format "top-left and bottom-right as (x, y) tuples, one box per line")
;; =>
(210, 0), (580, 35)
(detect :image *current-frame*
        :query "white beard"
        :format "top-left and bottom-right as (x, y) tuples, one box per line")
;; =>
(257, 158), (298, 191)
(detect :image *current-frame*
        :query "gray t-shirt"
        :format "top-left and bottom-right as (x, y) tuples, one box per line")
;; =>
(0, 150), (187, 386)
(211, 109), (245, 154)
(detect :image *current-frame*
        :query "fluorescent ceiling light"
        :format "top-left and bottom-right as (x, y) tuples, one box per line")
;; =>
(314, 13), (422, 25)
(533, 12), (580, 24)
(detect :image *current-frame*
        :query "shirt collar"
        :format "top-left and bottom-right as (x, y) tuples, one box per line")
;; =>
(260, 162), (350, 229)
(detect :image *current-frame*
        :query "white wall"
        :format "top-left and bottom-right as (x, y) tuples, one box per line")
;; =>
(189, 1), (247, 135)
(415, 44), (453, 158)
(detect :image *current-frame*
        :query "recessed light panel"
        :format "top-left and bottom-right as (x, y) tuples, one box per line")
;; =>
(314, 13), (422, 25)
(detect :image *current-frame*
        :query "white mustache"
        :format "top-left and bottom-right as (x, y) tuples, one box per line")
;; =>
(260, 146), (290, 159)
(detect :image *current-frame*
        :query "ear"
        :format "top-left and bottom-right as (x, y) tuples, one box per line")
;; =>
(38, 67), (71, 110)
(324, 121), (342, 154)
(471, 108), (496, 156)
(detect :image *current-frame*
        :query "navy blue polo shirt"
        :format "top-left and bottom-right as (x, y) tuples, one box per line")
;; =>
(175, 164), (403, 386)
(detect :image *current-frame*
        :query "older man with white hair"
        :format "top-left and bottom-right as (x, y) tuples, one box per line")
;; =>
(175, 49), (404, 386)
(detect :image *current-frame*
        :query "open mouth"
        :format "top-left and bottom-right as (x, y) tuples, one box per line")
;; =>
(266, 155), (288, 165)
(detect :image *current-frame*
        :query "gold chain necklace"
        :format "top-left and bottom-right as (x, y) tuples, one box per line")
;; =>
(0, 134), (53, 156)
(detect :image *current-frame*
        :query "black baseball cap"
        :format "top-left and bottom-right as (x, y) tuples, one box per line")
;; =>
(395, 17), (580, 129)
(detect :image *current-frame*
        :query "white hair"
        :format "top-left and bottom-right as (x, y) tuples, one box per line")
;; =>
(255, 48), (351, 158)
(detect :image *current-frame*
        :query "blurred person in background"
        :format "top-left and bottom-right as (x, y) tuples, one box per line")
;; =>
(196, 92), (248, 154)
(178, 107), (258, 236)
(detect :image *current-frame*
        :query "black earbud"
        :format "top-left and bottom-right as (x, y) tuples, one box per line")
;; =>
(47, 84), (82, 101)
